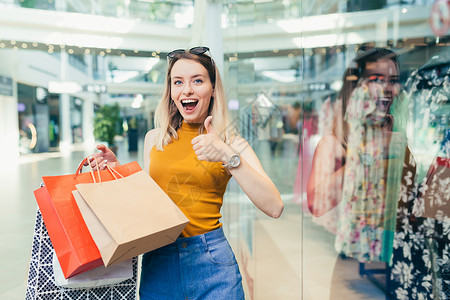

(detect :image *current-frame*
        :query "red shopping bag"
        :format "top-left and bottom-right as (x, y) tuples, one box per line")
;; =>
(34, 159), (141, 279)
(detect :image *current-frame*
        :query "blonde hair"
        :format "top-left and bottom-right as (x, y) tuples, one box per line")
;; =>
(154, 51), (237, 151)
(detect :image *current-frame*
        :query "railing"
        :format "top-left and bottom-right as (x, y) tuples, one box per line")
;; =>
(0, 0), (194, 28)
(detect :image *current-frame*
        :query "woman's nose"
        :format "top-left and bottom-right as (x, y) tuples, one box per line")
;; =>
(384, 83), (393, 95)
(182, 83), (193, 95)
(384, 80), (399, 97)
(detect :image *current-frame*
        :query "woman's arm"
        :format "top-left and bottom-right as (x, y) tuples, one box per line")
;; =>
(88, 128), (158, 172)
(227, 136), (284, 218)
(143, 129), (158, 174)
(192, 116), (283, 218)
(306, 135), (346, 217)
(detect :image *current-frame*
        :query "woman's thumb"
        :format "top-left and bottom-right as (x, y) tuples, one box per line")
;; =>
(204, 116), (217, 135)
(96, 144), (109, 153)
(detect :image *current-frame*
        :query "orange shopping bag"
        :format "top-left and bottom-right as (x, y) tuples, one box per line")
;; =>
(35, 159), (141, 279)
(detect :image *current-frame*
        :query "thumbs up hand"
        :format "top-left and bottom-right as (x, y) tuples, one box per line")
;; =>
(192, 116), (233, 164)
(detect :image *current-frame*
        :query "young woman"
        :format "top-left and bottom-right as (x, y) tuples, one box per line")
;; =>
(88, 46), (283, 299)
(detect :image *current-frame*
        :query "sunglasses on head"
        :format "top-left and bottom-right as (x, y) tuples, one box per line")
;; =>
(167, 46), (211, 59)
(167, 46), (215, 69)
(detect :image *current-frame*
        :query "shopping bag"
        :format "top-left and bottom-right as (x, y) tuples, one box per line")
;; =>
(74, 167), (189, 267)
(35, 160), (141, 279)
(26, 208), (138, 300)
(53, 251), (133, 288)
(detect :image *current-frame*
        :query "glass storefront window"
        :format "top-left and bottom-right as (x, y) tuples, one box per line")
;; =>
(222, 1), (449, 299)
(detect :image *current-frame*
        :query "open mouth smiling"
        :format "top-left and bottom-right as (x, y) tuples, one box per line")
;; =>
(375, 97), (392, 113)
(181, 99), (198, 111)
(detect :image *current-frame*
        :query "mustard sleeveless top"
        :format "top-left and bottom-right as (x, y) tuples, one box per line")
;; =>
(149, 122), (231, 237)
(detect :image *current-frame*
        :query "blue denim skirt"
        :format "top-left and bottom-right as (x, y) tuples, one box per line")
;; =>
(139, 227), (245, 300)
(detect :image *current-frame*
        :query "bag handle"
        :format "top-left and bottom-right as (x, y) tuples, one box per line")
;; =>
(85, 158), (101, 183)
(84, 158), (126, 184)
(74, 157), (88, 179)
(106, 166), (125, 180)
(74, 156), (102, 180)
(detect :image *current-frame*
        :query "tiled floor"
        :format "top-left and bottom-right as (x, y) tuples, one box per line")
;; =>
(1, 151), (91, 300)
(0, 140), (386, 299)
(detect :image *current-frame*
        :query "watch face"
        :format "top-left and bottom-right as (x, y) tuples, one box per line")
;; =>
(359, 152), (375, 166)
(230, 155), (240, 168)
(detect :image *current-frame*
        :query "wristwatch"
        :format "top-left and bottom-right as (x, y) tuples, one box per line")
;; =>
(359, 152), (375, 166)
(358, 149), (375, 166)
(223, 154), (241, 169)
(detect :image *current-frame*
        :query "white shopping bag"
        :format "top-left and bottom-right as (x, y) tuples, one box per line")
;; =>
(52, 250), (133, 288)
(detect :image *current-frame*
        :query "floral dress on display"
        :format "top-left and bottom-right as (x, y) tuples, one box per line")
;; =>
(389, 67), (450, 300)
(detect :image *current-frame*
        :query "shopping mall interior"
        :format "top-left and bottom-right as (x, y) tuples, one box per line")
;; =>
(0, 0), (449, 299)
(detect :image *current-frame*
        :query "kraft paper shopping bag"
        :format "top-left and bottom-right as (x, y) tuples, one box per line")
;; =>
(74, 169), (189, 267)
(36, 160), (141, 278)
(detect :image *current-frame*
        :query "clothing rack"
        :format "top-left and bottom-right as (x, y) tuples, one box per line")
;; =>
(358, 262), (391, 296)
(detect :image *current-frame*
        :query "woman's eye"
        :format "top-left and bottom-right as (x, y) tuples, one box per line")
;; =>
(193, 79), (203, 84)
(173, 80), (182, 85)
(389, 78), (400, 85)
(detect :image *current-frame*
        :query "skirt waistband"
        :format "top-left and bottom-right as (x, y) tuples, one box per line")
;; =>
(155, 227), (226, 253)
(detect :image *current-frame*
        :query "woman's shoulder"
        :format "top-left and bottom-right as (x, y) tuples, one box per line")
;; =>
(145, 128), (159, 139)
(317, 134), (342, 147)
(315, 134), (346, 156)
(144, 129), (160, 150)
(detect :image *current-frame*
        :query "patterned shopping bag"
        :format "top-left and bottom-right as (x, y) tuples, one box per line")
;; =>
(25, 208), (138, 300)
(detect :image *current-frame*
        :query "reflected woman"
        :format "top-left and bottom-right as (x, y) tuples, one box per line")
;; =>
(307, 47), (416, 297)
